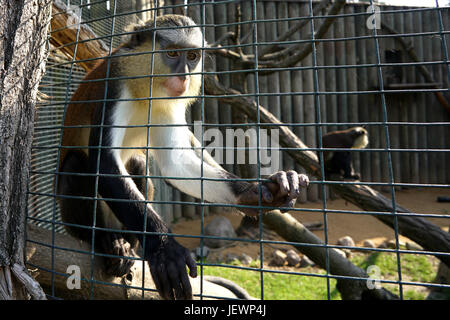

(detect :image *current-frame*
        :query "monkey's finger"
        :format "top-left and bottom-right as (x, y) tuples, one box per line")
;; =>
(260, 184), (274, 203)
(167, 262), (184, 300)
(179, 270), (193, 300)
(163, 261), (178, 300)
(238, 184), (272, 205)
(287, 170), (300, 197)
(185, 248), (198, 278)
(177, 257), (194, 300)
(151, 262), (173, 300)
(250, 184), (273, 204)
(162, 272), (176, 300)
(280, 197), (297, 213)
(269, 171), (290, 196)
(299, 174), (310, 188)
(150, 263), (163, 298)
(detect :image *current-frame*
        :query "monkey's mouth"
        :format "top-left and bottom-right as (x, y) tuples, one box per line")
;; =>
(163, 76), (190, 97)
(167, 88), (187, 97)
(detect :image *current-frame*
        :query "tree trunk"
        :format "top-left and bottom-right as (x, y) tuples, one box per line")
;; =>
(204, 75), (450, 267)
(0, 0), (51, 300)
(25, 224), (249, 300)
(262, 211), (398, 300)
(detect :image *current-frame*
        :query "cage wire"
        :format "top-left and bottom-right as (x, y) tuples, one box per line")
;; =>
(27, 0), (450, 300)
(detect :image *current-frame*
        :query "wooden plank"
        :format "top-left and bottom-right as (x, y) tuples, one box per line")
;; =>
(289, 1), (308, 203)
(387, 6), (403, 190)
(334, 6), (348, 125)
(365, 4), (382, 190)
(322, 3), (339, 199)
(265, 1), (282, 121)
(204, 3), (219, 126)
(431, 8), (447, 184)
(421, 8), (436, 184)
(400, 8), (419, 186)
(344, 5), (361, 182)
(299, 2), (318, 201)
(375, 7), (391, 193)
(240, 0), (258, 180)
(443, 8), (450, 185)
(213, 0), (232, 175)
(354, 4), (372, 184)
(277, 1), (296, 175)
(401, 9), (427, 185)
(315, 2), (328, 200)
(256, 1), (269, 124)
(258, 2), (286, 180)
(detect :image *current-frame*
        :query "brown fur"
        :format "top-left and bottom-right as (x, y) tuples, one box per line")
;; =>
(322, 127), (368, 161)
(60, 57), (108, 168)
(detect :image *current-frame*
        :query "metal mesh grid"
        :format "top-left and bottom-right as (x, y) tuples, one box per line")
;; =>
(27, 0), (450, 300)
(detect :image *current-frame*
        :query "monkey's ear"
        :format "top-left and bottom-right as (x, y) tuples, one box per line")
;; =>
(124, 23), (153, 48)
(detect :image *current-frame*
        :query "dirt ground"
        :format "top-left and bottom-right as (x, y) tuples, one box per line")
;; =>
(172, 187), (450, 262)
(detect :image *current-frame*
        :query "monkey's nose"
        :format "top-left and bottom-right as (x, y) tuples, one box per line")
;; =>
(164, 76), (190, 97)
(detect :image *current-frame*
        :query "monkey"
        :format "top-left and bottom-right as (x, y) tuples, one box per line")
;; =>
(56, 15), (309, 300)
(321, 126), (368, 181)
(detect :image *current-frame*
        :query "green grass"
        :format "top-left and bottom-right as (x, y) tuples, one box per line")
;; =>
(351, 252), (437, 299)
(201, 252), (442, 300)
(202, 263), (339, 300)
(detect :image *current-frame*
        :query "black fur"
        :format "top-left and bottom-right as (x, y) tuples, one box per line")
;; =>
(57, 14), (309, 300)
(57, 16), (198, 298)
(325, 151), (359, 180)
(322, 127), (367, 180)
(58, 150), (138, 277)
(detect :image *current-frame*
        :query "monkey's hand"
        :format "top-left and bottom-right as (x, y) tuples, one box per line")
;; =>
(146, 236), (197, 300)
(237, 171), (309, 216)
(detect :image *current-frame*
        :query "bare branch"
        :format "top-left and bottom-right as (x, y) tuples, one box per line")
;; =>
(204, 74), (450, 267)
(25, 224), (249, 300)
(11, 264), (47, 300)
(255, 0), (346, 74)
(51, 0), (110, 71)
(208, 0), (346, 72)
(209, 31), (236, 47)
(262, 210), (398, 300)
(257, 0), (332, 58)
(48, 0), (450, 269)
(381, 21), (450, 115)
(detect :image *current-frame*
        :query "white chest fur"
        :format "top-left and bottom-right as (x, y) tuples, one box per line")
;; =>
(109, 89), (186, 164)
(109, 88), (236, 204)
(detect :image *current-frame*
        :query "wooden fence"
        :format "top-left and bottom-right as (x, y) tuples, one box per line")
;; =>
(160, 0), (450, 220)
(30, 0), (450, 225)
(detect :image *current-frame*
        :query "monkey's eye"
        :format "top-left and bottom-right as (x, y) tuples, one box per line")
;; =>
(166, 51), (180, 58)
(187, 51), (199, 61)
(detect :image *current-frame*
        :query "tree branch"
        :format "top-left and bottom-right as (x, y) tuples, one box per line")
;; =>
(204, 74), (450, 267)
(380, 21), (450, 115)
(262, 210), (398, 300)
(50, 0), (110, 71)
(207, 0), (346, 73)
(254, 0), (346, 74)
(257, 0), (332, 58)
(47, 0), (450, 279)
(25, 224), (249, 300)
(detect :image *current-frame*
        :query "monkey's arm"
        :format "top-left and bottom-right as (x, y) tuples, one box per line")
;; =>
(88, 123), (197, 300)
(151, 127), (309, 216)
(338, 152), (360, 180)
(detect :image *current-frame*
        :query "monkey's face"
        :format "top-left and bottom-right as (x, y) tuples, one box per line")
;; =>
(160, 47), (202, 97)
(351, 127), (369, 149)
(122, 15), (204, 108)
(152, 16), (204, 100)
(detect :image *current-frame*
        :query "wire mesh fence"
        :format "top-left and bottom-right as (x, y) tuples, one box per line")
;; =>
(27, 0), (450, 300)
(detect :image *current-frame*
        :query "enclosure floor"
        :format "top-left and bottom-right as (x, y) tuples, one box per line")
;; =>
(172, 187), (450, 262)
